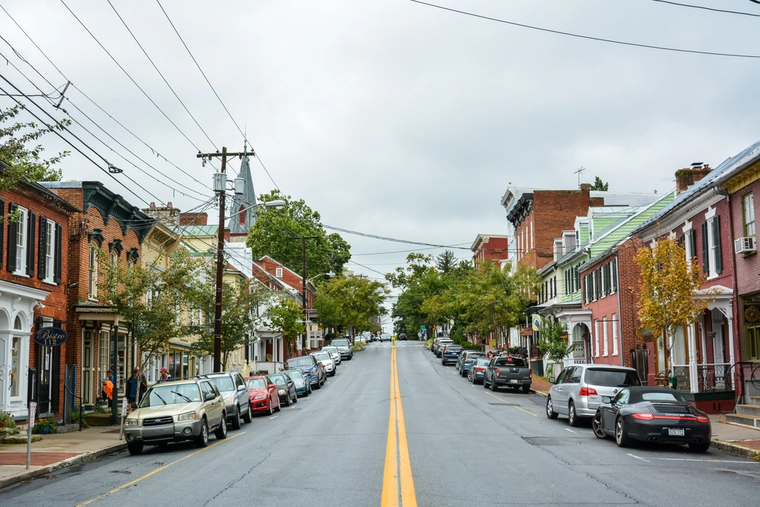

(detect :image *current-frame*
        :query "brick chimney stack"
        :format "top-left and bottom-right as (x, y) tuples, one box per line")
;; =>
(675, 162), (712, 195)
(179, 212), (208, 226)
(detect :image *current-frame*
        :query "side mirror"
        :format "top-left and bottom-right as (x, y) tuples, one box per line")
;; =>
(268, 384), (276, 389)
(238, 385), (246, 391)
(205, 393), (216, 401)
(549, 377), (555, 384)
(601, 396), (612, 404)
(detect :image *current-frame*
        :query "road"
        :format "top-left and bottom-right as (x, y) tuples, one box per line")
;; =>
(2, 342), (760, 506)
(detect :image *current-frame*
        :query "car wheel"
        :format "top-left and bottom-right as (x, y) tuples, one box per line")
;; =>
(483, 378), (489, 389)
(314, 380), (322, 390)
(615, 417), (630, 447)
(292, 391), (298, 404)
(546, 396), (558, 419)
(243, 403), (253, 424)
(689, 441), (710, 453)
(592, 411), (606, 439)
(274, 400), (281, 412)
(214, 413), (228, 440)
(267, 402), (274, 416)
(467, 372), (473, 382)
(568, 401), (580, 427)
(196, 419), (209, 448)
(284, 394), (291, 407)
(231, 406), (242, 430)
(521, 384), (530, 394)
(127, 442), (144, 455)
(491, 380), (498, 392)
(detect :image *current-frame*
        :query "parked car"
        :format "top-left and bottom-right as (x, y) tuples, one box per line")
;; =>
(458, 352), (483, 377)
(269, 373), (298, 406)
(331, 337), (354, 360)
(546, 364), (641, 427)
(283, 369), (311, 397)
(286, 355), (327, 389)
(312, 351), (336, 376)
(435, 339), (453, 357)
(399, 332), (408, 341)
(431, 337), (449, 355)
(321, 346), (342, 366)
(441, 344), (463, 365)
(196, 371), (252, 429)
(592, 386), (711, 452)
(380, 333), (391, 342)
(483, 356), (532, 393)
(244, 375), (280, 416)
(124, 378), (227, 455)
(468, 357), (490, 384)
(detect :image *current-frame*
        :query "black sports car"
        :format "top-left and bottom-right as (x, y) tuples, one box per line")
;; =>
(592, 386), (711, 452)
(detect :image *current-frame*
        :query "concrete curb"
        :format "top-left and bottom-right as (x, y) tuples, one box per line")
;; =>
(710, 439), (760, 461)
(0, 442), (127, 490)
(530, 389), (549, 398)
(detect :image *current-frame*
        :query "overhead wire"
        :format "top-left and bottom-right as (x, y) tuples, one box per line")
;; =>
(410, 0), (760, 59)
(323, 224), (471, 250)
(154, 0), (280, 190)
(0, 5), (213, 189)
(649, 0), (760, 17)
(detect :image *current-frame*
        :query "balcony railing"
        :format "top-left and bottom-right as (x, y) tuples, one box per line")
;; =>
(666, 363), (732, 392)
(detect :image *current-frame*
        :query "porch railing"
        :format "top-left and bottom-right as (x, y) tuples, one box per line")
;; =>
(668, 363), (732, 392)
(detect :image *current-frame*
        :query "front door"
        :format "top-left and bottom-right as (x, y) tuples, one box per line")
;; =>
(36, 343), (60, 416)
(82, 330), (94, 407)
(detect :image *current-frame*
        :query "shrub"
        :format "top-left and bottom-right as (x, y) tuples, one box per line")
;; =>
(71, 409), (90, 429)
(32, 417), (57, 434)
(0, 411), (16, 429)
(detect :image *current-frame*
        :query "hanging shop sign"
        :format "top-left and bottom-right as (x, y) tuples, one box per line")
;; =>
(34, 327), (68, 347)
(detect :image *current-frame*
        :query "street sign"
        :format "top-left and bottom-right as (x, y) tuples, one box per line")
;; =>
(29, 402), (37, 424)
(121, 397), (128, 417)
(33, 327), (68, 347)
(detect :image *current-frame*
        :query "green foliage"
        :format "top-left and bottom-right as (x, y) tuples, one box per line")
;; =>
(70, 409), (90, 428)
(0, 411), (16, 429)
(99, 249), (203, 369)
(266, 296), (306, 344)
(313, 272), (387, 335)
(0, 105), (68, 190)
(590, 175), (609, 191)
(32, 417), (57, 434)
(246, 190), (351, 277)
(536, 319), (575, 365)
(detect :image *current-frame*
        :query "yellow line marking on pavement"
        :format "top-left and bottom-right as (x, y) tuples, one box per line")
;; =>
(514, 406), (537, 417)
(484, 391), (537, 417)
(76, 432), (244, 506)
(381, 346), (417, 507)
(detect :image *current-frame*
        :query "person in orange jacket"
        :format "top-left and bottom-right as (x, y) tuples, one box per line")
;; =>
(102, 370), (114, 408)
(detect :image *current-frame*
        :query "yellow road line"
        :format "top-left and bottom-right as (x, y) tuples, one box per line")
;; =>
(77, 431), (244, 506)
(381, 346), (417, 507)
(484, 391), (537, 417)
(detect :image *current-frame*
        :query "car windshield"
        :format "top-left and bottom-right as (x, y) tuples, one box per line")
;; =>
(639, 391), (687, 402)
(269, 375), (287, 386)
(475, 358), (490, 365)
(246, 378), (266, 389)
(584, 369), (641, 387)
(445, 347), (462, 352)
(332, 339), (350, 347)
(288, 357), (314, 367)
(313, 353), (330, 361)
(208, 376), (235, 392)
(140, 384), (202, 407)
(285, 372), (304, 384)
(323, 347), (338, 353)
(494, 357), (526, 367)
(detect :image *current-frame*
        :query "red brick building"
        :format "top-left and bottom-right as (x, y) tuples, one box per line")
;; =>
(0, 170), (77, 421)
(471, 234), (508, 267)
(41, 181), (153, 411)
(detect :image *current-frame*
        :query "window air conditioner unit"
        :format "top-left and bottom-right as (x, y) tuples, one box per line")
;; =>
(734, 237), (756, 254)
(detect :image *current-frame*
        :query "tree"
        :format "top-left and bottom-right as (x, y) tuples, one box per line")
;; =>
(99, 249), (203, 370)
(246, 190), (351, 277)
(536, 319), (575, 377)
(635, 237), (711, 358)
(0, 105), (68, 191)
(313, 273), (387, 336)
(435, 250), (457, 274)
(590, 176), (609, 191)
(186, 263), (272, 367)
(265, 295), (306, 356)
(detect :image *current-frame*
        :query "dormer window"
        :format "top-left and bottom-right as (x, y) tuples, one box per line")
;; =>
(276, 267), (283, 278)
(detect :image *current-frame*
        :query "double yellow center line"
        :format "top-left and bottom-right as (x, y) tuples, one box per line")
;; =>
(381, 346), (417, 507)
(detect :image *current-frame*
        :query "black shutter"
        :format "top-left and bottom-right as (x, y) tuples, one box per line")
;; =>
(701, 221), (709, 274)
(27, 210), (36, 277)
(0, 198), (4, 267)
(611, 259), (618, 293)
(713, 216), (722, 274)
(54, 223), (62, 284)
(38, 216), (47, 279)
(7, 203), (17, 272)
(689, 231), (697, 262)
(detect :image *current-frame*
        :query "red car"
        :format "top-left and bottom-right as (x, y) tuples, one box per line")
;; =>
(244, 375), (281, 416)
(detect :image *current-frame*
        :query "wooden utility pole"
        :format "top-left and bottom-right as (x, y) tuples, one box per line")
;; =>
(197, 147), (251, 372)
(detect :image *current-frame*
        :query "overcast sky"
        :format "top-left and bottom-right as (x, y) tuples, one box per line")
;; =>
(3, 1), (760, 328)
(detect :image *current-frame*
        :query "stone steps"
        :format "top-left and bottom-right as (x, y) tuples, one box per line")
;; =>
(736, 403), (760, 417)
(726, 413), (760, 429)
(1, 434), (43, 444)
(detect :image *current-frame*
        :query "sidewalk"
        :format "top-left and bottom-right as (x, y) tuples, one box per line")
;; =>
(529, 376), (760, 460)
(0, 426), (126, 489)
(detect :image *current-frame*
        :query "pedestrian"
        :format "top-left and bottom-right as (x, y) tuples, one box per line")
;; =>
(157, 367), (171, 383)
(139, 370), (148, 402)
(102, 370), (114, 408)
(126, 367), (140, 410)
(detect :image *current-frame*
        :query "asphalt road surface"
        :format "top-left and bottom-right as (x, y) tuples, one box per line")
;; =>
(2, 342), (759, 506)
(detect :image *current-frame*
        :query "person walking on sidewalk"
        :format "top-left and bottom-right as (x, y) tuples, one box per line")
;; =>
(102, 370), (114, 408)
(157, 367), (171, 383)
(126, 368), (141, 410)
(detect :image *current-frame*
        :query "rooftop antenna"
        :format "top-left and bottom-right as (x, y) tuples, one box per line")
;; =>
(574, 166), (586, 189)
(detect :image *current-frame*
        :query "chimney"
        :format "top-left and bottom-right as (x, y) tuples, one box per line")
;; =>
(580, 183), (591, 192)
(179, 212), (208, 226)
(675, 162), (712, 195)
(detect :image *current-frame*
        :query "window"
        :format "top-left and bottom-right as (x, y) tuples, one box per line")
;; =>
(701, 214), (722, 277)
(38, 217), (57, 283)
(594, 320), (600, 357)
(275, 267), (283, 278)
(610, 259), (617, 293)
(612, 313), (618, 356)
(89, 243), (99, 299)
(15, 205), (27, 274)
(10, 335), (21, 397)
(7, 205), (36, 276)
(743, 192), (755, 237)
(602, 317), (608, 356)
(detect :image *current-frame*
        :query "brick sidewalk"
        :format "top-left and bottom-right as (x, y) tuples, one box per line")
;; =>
(0, 452), (79, 466)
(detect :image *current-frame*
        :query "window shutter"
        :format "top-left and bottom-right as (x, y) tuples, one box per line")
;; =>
(611, 259), (618, 293)
(713, 216), (722, 274)
(27, 210), (36, 277)
(0, 198), (4, 267)
(689, 231), (696, 261)
(701, 221), (709, 274)
(38, 217), (47, 279)
(7, 203), (17, 272)
(54, 223), (62, 284)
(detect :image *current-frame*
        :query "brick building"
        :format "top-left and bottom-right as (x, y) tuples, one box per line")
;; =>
(470, 234), (508, 267)
(40, 181), (153, 411)
(0, 168), (77, 421)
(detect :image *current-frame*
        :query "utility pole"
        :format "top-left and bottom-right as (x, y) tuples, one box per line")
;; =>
(197, 147), (251, 372)
(294, 236), (319, 353)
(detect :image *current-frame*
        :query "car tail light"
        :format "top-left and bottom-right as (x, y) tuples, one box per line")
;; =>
(632, 412), (654, 420)
(529, 369), (532, 378)
(578, 387), (598, 397)
(696, 415), (709, 423)
(476, 367), (484, 371)
(496, 368), (501, 376)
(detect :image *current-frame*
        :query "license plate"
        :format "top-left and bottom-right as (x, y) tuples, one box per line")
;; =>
(509, 379), (519, 384)
(668, 428), (685, 437)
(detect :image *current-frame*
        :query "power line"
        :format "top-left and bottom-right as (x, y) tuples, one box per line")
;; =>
(410, 0), (760, 59)
(323, 224), (471, 250)
(649, 0), (760, 17)
(155, 0), (280, 190)
(353, 243), (471, 256)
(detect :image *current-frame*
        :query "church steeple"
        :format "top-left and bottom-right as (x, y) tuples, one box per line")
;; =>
(227, 142), (258, 236)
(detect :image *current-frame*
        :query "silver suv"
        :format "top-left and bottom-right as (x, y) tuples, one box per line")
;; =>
(546, 364), (641, 427)
(197, 372), (252, 430)
(331, 338), (353, 360)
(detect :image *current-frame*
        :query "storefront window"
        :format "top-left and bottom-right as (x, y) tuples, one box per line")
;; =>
(11, 336), (20, 397)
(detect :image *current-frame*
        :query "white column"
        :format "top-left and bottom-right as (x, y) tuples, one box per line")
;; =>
(688, 323), (699, 393)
